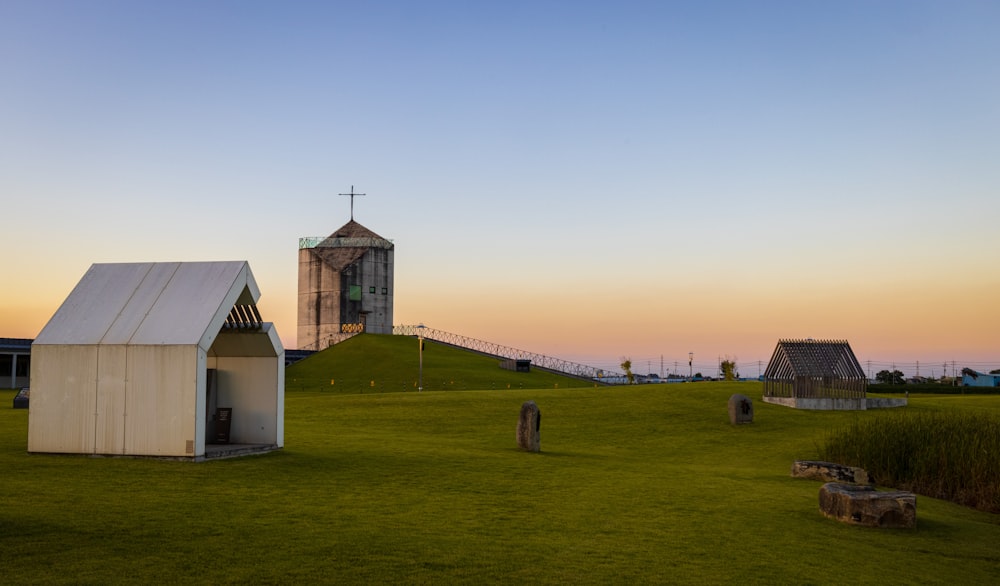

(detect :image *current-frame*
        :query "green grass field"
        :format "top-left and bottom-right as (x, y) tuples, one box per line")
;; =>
(2, 339), (999, 583)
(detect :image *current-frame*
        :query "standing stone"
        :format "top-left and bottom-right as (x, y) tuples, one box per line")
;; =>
(819, 482), (916, 528)
(728, 394), (754, 424)
(516, 401), (541, 452)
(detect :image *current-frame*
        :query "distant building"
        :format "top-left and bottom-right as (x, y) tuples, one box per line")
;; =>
(297, 219), (394, 350)
(961, 368), (1000, 388)
(500, 358), (531, 372)
(0, 338), (31, 388)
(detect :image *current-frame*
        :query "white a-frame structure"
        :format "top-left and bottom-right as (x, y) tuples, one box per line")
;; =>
(29, 261), (284, 460)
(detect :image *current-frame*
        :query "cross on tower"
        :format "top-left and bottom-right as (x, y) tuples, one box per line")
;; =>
(339, 185), (366, 221)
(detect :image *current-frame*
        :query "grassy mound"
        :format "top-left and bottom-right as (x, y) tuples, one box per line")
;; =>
(287, 333), (594, 393)
(820, 410), (1000, 512)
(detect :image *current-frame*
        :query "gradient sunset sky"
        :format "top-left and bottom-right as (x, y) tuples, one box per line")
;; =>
(2, 1), (998, 377)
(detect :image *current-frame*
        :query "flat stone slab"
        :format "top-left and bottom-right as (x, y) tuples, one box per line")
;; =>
(819, 482), (916, 528)
(792, 460), (871, 485)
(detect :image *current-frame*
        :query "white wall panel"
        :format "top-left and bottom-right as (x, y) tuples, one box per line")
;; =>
(94, 345), (127, 454)
(124, 345), (198, 456)
(28, 345), (98, 454)
(215, 356), (282, 445)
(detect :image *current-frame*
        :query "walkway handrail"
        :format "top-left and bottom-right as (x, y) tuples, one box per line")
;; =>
(393, 325), (621, 381)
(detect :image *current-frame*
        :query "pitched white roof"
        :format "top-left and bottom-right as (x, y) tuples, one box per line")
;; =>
(35, 261), (264, 349)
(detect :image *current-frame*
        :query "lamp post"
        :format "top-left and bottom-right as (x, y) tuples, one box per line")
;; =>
(417, 324), (425, 392)
(688, 352), (694, 382)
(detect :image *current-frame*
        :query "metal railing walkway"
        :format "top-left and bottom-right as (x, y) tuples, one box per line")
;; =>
(393, 325), (621, 382)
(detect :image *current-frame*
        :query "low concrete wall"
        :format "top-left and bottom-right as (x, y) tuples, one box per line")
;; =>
(762, 396), (908, 411)
(762, 396), (798, 408)
(865, 397), (908, 409)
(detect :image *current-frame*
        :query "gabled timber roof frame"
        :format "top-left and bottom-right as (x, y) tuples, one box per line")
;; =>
(763, 339), (867, 399)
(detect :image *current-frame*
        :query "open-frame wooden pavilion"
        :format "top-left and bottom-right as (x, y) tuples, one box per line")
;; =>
(763, 339), (867, 400)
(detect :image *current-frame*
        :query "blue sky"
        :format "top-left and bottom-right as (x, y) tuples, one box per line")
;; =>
(2, 1), (998, 376)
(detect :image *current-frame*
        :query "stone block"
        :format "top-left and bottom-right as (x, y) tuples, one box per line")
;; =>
(791, 460), (872, 485)
(516, 400), (541, 452)
(819, 482), (916, 528)
(728, 394), (753, 424)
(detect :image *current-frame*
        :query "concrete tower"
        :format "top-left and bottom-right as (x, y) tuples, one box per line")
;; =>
(297, 219), (394, 350)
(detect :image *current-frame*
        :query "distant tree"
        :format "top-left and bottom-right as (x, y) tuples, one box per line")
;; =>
(694, 372), (703, 379)
(720, 356), (738, 381)
(875, 369), (905, 385)
(990, 369), (1000, 375)
(620, 357), (634, 385)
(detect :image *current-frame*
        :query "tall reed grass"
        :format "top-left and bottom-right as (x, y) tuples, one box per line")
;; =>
(820, 411), (1000, 512)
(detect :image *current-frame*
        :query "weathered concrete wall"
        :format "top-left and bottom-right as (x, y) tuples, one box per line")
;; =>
(297, 248), (343, 351)
(297, 245), (394, 348)
(762, 396), (908, 411)
(866, 397), (908, 409)
(797, 397), (866, 411)
(761, 396), (798, 408)
(355, 247), (394, 335)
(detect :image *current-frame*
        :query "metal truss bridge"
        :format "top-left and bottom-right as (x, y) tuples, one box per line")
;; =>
(393, 325), (621, 382)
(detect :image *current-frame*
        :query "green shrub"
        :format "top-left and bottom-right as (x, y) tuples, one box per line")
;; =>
(820, 411), (1000, 512)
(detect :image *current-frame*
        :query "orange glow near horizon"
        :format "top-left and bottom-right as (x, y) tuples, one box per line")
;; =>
(394, 274), (1000, 364)
(5, 260), (997, 369)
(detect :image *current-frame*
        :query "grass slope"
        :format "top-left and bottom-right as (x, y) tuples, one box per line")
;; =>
(2, 385), (999, 584)
(287, 333), (595, 393)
